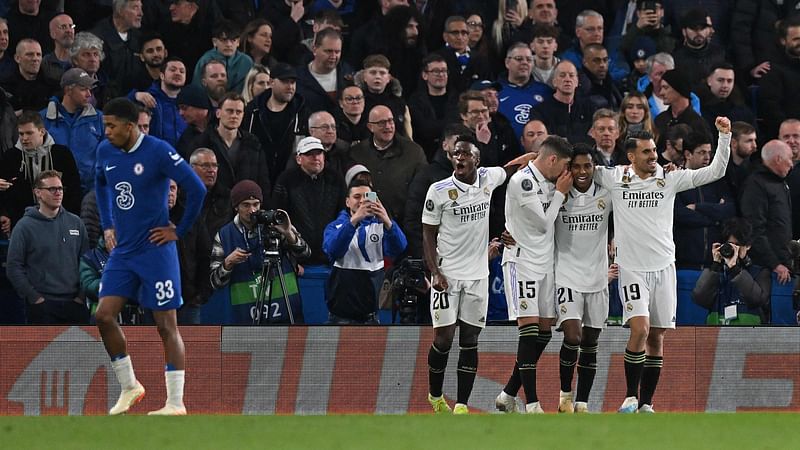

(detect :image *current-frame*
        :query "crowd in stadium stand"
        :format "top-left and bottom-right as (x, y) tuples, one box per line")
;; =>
(0, 0), (799, 326)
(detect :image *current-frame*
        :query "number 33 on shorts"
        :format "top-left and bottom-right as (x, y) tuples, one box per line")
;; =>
(155, 280), (175, 306)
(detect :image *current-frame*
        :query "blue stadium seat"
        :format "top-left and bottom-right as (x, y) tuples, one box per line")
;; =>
(769, 274), (797, 325)
(676, 269), (706, 325)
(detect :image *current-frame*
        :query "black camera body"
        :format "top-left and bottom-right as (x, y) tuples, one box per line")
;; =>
(251, 209), (287, 227)
(391, 258), (427, 324)
(719, 242), (735, 259)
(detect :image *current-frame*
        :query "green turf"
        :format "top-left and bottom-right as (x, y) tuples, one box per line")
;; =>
(0, 414), (793, 450)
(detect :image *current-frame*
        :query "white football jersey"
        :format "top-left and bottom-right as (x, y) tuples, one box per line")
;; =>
(594, 133), (730, 271)
(503, 162), (565, 276)
(422, 166), (507, 280)
(555, 183), (612, 292)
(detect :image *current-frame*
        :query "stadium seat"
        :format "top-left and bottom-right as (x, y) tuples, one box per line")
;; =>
(676, 269), (706, 325)
(769, 274), (796, 325)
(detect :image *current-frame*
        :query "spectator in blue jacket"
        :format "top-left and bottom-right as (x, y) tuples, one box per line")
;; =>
(41, 68), (104, 194)
(129, 56), (187, 147)
(193, 20), (253, 94)
(559, 9), (629, 85)
(323, 179), (407, 324)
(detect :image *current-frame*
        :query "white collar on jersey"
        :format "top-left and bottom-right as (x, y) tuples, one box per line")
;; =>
(622, 164), (665, 182)
(569, 182), (599, 198)
(528, 161), (548, 184)
(451, 171), (480, 191)
(122, 132), (145, 154)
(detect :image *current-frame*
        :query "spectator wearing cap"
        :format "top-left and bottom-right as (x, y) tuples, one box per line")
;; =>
(350, 105), (426, 225)
(243, 62), (308, 184)
(41, 67), (104, 194)
(0, 39), (60, 112)
(672, 8), (726, 92)
(296, 28), (354, 118)
(408, 53), (460, 160)
(620, 0), (675, 59)
(128, 56), (188, 147)
(653, 69), (711, 149)
(209, 179), (309, 325)
(272, 136), (347, 267)
(559, 9), (630, 85)
(175, 83), (212, 159)
(192, 91), (271, 197)
(43, 13), (76, 73)
(193, 20), (253, 94)
(624, 35), (656, 93)
(636, 52), (702, 117)
(344, 164), (371, 187)
(496, 42), (552, 140)
(323, 179), (407, 324)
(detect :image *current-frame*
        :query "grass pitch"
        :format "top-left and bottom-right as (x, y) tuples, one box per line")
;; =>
(1, 413), (792, 450)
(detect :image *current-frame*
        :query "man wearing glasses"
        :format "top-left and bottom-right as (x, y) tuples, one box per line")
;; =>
(408, 53), (459, 159)
(6, 170), (89, 324)
(435, 15), (492, 95)
(43, 13), (76, 72)
(187, 147), (231, 242)
(350, 105), (426, 223)
(497, 42), (551, 140)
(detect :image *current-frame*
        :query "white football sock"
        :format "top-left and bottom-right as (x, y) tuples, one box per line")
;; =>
(165, 370), (185, 407)
(111, 355), (137, 390)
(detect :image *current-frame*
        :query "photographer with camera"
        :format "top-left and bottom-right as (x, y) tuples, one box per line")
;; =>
(323, 180), (407, 324)
(209, 180), (310, 324)
(691, 218), (771, 325)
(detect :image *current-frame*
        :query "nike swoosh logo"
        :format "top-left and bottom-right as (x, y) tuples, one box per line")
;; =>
(157, 299), (170, 306)
(105, 165), (117, 171)
(499, 96), (510, 102)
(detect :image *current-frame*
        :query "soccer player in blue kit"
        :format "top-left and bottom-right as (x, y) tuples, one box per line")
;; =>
(94, 98), (206, 416)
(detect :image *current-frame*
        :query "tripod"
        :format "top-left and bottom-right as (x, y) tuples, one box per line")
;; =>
(252, 227), (295, 325)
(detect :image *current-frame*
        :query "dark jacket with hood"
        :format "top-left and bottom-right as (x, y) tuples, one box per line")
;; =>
(243, 89), (308, 183)
(190, 126), (272, 198)
(0, 134), (82, 229)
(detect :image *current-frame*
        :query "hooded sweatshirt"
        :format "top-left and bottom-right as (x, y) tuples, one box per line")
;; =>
(6, 206), (88, 303)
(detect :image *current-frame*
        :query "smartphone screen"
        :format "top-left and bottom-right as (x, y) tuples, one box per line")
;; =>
(365, 192), (378, 202)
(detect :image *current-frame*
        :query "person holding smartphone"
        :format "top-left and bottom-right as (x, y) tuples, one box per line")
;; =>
(620, 1), (676, 58)
(323, 180), (407, 324)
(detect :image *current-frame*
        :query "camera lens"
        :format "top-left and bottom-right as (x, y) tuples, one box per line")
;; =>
(719, 243), (734, 259)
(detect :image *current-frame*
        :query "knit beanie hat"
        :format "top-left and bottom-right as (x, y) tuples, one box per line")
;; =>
(230, 180), (263, 207)
(660, 69), (692, 99)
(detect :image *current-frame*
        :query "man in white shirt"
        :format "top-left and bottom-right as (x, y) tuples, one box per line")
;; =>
(422, 136), (511, 415)
(552, 145), (613, 413)
(593, 117), (731, 413)
(495, 135), (572, 414)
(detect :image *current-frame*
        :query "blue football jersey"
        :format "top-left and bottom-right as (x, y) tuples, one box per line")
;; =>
(95, 134), (204, 255)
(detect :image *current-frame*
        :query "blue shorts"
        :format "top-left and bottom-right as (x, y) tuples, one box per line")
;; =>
(99, 244), (183, 311)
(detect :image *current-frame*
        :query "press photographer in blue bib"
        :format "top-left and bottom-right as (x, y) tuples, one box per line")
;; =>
(209, 180), (309, 324)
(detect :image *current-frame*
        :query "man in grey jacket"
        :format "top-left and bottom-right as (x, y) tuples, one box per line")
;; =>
(6, 169), (89, 324)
